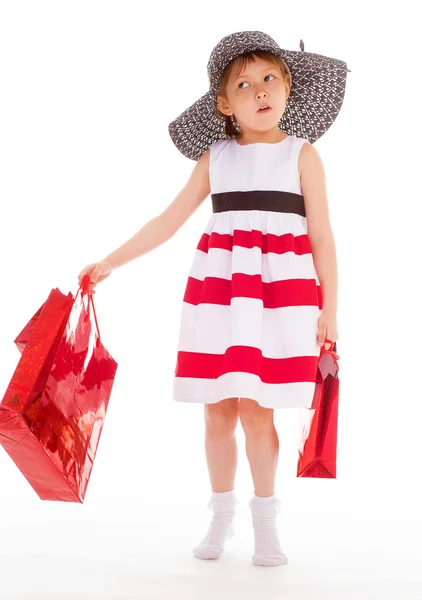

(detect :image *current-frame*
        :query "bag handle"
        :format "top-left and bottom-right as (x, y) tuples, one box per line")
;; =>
(321, 338), (340, 370)
(74, 274), (101, 341)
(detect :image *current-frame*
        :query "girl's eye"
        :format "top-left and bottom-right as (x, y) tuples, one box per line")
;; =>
(239, 74), (275, 89)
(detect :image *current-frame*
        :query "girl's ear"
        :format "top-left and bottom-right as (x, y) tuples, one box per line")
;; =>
(216, 95), (232, 117)
(284, 73), (291, 96)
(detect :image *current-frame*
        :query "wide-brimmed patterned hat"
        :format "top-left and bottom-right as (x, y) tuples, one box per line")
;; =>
(168, 30), (350, 161)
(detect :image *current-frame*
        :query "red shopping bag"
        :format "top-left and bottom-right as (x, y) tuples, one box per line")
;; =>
(297, 340), (340, 479)
(0, 275), (118, 502)
(14, 304), (44, 353)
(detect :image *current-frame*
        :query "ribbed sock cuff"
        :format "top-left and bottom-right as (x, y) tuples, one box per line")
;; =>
(252, 492), (276, 503)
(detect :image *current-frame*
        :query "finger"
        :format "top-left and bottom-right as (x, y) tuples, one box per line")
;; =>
(317, 333), (325, 347)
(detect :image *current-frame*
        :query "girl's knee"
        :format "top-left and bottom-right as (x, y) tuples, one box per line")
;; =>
(204, 397), (239, 435)
(239, 397), (274, 430)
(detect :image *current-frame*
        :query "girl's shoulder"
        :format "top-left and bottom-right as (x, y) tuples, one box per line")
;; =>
(294, 134), (310, 144)
(209, 137), (233, 160)
(197, 138), (230, 163)
(210, 137), (232, 150)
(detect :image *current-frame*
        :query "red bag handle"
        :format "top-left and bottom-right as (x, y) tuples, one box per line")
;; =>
(74, 274), (101, 341)
(321, 338), (340, 370)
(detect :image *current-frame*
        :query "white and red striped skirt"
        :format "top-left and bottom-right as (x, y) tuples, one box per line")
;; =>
(173, 191), (323, 409)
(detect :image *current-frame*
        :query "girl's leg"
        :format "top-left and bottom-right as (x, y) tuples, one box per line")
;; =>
(193, 397), (239, 560)
(239, 397), (288, 567)
(238, 397), (278, 496)
(204, 397), (239, 492)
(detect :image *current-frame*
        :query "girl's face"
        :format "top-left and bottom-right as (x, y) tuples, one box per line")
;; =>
(217, 55), (289, 138)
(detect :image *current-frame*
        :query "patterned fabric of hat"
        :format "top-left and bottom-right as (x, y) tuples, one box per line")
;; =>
(168, 30), (350, 161)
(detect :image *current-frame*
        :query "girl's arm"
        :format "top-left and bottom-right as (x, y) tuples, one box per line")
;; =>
(299, 143), (338, 314)
(103, 150), (211, 269)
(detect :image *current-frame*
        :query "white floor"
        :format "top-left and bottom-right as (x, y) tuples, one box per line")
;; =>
(1, 498), (421, 600)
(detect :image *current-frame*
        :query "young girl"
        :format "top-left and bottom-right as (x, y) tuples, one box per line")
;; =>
(78, 30), (349, 567)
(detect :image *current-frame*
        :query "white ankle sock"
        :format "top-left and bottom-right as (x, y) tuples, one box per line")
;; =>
(193, 489), (238, 560)
(250, 493), (288, 567)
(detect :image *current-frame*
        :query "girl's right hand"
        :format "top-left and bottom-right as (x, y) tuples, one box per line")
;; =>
(77, 261), (114, 294)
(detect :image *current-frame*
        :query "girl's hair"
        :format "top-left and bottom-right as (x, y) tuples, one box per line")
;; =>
(215, 50), (291, 138)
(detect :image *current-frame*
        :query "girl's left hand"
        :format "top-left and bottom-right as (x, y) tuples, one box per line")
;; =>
(317, 310), (339, 350)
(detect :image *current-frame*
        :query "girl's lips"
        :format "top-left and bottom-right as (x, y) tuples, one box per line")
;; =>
(257, 107), (272, 113)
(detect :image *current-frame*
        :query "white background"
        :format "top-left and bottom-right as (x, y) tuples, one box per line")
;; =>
(1, 1), (421, 598)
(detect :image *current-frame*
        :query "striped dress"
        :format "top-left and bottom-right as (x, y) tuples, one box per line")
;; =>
(173, 134), (322, 409)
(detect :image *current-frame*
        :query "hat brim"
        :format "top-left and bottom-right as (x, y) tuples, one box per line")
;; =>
(169, 48), (349, 161)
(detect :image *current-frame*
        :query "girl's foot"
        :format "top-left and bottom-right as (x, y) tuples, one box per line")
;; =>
(250, 493), (288, 567)
(193, 489), (238, 560)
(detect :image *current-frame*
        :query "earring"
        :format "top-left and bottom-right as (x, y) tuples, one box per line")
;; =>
(230, 114), (241, 132)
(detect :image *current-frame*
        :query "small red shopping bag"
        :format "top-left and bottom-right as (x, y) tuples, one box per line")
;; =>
(0, 275), (118, 502)
(297, 340), (340, 479)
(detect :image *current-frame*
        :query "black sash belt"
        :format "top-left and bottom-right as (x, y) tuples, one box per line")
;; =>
(211, 190), (306, 217)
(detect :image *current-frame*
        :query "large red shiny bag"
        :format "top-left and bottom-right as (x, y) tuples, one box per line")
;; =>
(297, 340), (340, 478)
(0, 275), (118, 502)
